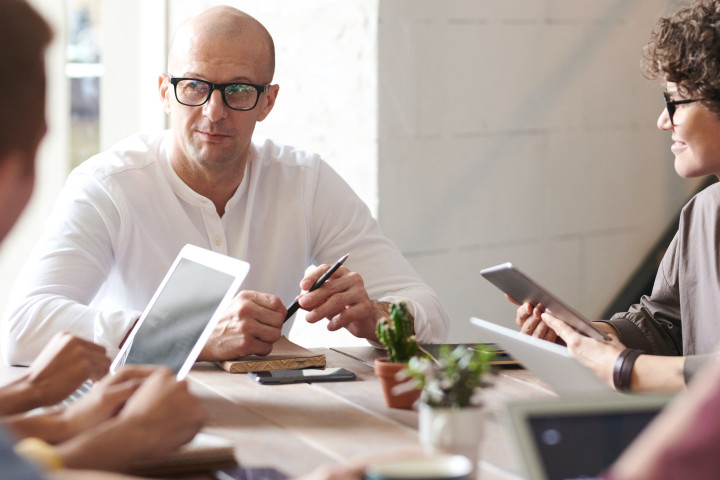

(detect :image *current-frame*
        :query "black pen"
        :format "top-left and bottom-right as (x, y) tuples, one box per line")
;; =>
(284, 253), (349, 322)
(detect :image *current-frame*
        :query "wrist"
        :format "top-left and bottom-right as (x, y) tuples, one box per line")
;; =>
(612, 348), (643, 391)
(15, 437), (63, 471)
(0, 374), (43, 415)
(55, 417), (145, 471)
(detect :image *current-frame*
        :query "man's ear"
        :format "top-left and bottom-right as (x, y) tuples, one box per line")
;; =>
(158, 73), (172, 114)
(257, 84), (279, 122)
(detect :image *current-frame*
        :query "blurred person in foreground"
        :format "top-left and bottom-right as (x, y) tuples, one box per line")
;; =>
(0, 0), (204, 476)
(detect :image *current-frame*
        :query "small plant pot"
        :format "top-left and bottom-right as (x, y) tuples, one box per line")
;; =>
(374, 356), (421, 409)
(418, 402), (485, 475)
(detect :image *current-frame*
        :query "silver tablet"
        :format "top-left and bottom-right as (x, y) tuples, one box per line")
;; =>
(111, 244), (250, 379)
(480, 262), (610, 341)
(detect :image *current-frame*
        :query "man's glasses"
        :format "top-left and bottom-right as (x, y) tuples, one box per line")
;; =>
(168, 76), (270, 111)
(664, 91), (704, 126)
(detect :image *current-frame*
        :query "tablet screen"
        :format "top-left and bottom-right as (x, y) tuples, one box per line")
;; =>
(123, 258), (235, 373)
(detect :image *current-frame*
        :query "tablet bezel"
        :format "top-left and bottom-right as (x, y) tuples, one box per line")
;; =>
(111, 244), (250, 379)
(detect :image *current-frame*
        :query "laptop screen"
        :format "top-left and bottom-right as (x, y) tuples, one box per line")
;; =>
(526, 409), (660, 480)
(505, 394), (670, 480)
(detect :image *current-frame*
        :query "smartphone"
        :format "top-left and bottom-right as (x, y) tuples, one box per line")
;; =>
(480, 262), (611, 341)
(248, 367), (356, 385)
(215, 466), (289, 480)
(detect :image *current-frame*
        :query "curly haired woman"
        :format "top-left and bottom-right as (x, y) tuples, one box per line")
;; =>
(515, 0), (720, 393)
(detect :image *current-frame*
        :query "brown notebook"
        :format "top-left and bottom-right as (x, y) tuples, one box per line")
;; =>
(220, 336), (326, 373)
(130, 432), (237, 476)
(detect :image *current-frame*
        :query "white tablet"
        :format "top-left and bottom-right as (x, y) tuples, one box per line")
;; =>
(480, 262), (610, 341)
(111, 244), (250, 379)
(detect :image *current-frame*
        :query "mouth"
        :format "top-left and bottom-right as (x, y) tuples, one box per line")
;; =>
(671, 138), (687, 154)
(197, 130), (231, 142)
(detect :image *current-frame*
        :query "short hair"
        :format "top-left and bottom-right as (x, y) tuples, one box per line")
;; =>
(642, 0), (720, 115)
(0, 0), (52, 161)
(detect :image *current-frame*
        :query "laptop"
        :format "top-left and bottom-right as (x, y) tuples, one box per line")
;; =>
(469, 317), (611, 396)
(111, 243), (250, 379)
(504, 394), (670, 480)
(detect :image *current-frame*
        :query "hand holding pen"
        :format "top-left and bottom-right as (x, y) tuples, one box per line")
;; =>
(284, 254), (350, 322)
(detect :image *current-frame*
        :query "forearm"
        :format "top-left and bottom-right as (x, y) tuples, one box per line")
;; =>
(630, 355), (686, 393)
(53, 418), (151, 471)
(3, 411), (75, 444)
(0, 374), (43, 415)
(595, 322), (686, 392)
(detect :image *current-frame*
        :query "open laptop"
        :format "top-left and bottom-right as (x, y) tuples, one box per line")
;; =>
(111, 243), (250, 379)
(470, 317), (611, 396)
(504, 394), (670, 480)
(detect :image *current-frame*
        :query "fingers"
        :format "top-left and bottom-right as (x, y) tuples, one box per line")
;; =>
(299, 267), (365, 321)
(297, 265), (377, 339)
(299, 262), (343, 292)
(199, 291), (285, 360)
(518, 304), (544, 335)
(539, 311), (577, 340)
(119, 368), (205, 455)
(24, 333), (111, 406)
(505, 294), (521, 306)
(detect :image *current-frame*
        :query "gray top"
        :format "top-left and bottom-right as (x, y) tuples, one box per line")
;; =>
(600, 182), (720, 383)
(0, 427), (45, 480)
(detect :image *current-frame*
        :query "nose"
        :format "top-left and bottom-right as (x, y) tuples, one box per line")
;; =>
(657, 107), (672, 131)
(202, 89), (228, 122)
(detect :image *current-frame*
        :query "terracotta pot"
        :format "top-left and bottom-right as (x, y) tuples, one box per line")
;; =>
(374, 356), (421, 409)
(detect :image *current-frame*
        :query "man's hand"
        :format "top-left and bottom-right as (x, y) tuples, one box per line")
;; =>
(24, 332), (111, 409)
(198, 290), (285, 361)
(299, 263), (381, 341)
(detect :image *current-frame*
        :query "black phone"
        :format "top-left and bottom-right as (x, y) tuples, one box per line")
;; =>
(215, 466), (289, 480)
(248, 367), (356, 385)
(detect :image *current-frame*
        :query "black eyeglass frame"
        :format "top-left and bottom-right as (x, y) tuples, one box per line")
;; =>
(168, 75), (270, 111)
(664, 91), (704, 126)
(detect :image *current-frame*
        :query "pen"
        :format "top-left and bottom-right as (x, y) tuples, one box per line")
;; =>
(284, 253), (350, 322)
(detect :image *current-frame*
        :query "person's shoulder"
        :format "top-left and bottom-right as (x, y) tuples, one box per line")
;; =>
(679, 180), (720, 228)
(73, 131), (168, 179)
(691, 180), (720, 202)
(251, 136), (321, 169)
(683, 180), (720, 211)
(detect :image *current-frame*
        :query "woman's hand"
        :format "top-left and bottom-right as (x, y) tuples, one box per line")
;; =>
(511, 296), (558, 343)
(540, 311), (626, 388)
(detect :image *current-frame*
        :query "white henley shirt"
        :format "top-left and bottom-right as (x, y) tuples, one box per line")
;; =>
(2, 131), (449, 364)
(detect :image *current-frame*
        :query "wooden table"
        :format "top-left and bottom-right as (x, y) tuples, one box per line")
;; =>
(184, 346), (555, 480)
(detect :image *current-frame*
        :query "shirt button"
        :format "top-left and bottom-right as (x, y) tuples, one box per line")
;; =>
(214, 237), (223, 246)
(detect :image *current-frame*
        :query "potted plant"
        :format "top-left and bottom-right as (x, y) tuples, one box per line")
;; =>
(404, 344), (495, 473)
(374, 301), (421, 409)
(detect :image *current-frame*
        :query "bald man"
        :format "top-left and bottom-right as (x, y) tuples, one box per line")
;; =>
(4, 6), (449, 365)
